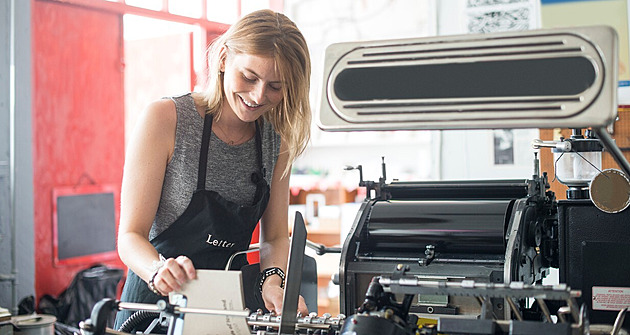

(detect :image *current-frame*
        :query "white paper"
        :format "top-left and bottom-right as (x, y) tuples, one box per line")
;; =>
(170, 269), (250, 335)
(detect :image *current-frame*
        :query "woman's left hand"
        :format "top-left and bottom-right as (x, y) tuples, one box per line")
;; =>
(262, 283), (308, 316)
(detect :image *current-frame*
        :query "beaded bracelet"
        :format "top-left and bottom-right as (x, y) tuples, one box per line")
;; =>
(147, 254), (166, 296)
(258, 267), (285, 295)
(151, 254), (166, 273)
(148, 271), (162, 295)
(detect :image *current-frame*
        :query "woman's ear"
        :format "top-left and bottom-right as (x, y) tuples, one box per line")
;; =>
(219, 45), (228, 72)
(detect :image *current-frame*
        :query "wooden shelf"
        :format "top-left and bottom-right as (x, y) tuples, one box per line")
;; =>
(306, 228), (340, 247)
(288, 186), (348, 317)
(290, 187), (358, 206)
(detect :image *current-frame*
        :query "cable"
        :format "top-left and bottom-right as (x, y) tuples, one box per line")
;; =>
(117, 310), (160, 333)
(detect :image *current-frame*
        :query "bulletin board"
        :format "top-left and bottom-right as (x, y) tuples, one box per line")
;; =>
(52, 184), (119, 266)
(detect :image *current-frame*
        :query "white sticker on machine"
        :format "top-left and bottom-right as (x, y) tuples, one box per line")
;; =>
(592, 287), (630, 311)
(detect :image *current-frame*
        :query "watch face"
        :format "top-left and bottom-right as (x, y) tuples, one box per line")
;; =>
(590, 169), (630, 213)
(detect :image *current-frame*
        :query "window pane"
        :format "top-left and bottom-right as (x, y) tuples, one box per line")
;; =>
(124, 14), (195, 39)
(169, 0), (203, 18)
(123, 15), (196, 143)
(125, 0), (163, 11)
(207, 0), (238, 23)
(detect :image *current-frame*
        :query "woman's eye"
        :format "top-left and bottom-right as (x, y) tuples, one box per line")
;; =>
(269, 84), (282, 91)
(243, 75), (256, 83)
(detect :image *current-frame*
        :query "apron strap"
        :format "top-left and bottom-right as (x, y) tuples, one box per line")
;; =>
(196, 114), (213, 191)
(254, 120), (265, 178)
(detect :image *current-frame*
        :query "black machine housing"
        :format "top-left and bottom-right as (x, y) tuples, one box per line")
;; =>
(558, 199), (630, 328)
(339, 160), (630, 331)
(339, 166), (559, 320)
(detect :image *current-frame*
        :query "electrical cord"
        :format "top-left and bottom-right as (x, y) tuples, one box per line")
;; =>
(117, 310), (160, 333)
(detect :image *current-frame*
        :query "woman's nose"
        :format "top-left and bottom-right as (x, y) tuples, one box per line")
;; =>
(251, 82), (266, 104)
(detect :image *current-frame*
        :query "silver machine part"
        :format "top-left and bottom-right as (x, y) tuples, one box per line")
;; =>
(317, 25), (618, 131)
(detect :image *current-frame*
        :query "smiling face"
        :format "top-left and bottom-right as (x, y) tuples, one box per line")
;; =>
(220, 50), (284, 124)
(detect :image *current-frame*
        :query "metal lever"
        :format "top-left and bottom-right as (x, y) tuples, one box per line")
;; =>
(306, 240), (341, 255)
(344, 164), (365, 187)
(531, 138), (572, 151)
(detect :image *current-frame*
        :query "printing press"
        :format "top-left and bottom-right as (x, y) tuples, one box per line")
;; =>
(320, 24), (630, 334)
(80, 26), (630, 335)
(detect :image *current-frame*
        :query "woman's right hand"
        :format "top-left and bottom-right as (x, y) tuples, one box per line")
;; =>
(151, 255), (197, 295)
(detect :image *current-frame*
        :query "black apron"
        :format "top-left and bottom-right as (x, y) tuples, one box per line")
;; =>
(114, 115), (270, 330)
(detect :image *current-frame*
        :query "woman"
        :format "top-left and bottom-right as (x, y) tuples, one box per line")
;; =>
(114, 9), (311, 329)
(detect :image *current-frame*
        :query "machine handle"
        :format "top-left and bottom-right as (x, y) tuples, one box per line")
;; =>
(306, 239), (341, 255)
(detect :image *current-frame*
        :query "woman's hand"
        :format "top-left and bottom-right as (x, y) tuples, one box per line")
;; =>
(261, 282), (308, 316)
(151, 255), (196, 295)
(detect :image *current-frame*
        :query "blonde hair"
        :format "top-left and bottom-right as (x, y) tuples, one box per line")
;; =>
(197, 9), (311, 177)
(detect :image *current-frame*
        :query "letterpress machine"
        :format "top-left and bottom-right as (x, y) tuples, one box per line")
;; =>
(318, 25), (630, 335)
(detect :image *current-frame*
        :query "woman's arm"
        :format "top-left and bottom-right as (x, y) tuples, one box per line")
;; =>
(259, 140), (308, 315)
(117, 99), (196, 294)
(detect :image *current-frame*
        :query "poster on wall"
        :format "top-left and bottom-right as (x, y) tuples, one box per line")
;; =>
(466, 0), (541, 33)
(541, 0), (630, 105)
(494, 129), (515, 165)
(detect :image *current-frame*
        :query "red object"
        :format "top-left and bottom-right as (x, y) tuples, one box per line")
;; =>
(248, 222), (261, 264)
(33, 0), (125, 301)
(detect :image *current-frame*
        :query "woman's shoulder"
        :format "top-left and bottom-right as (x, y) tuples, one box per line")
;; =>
(260, 119), (282, 167)
(137, 98), (177, 131)
(143, 93), (203, 128)
(261, 119), (281, 140)
(136, 93), (198, 135)
(261, 119), (282, 155)
(126, 99), (178, 161)
(147, 97), (175, 112)
(166, 93), (202, 116)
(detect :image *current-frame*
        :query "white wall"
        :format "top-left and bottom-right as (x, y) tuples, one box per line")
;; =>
(288, 0), (544, 186)
(286, 0), (439, 186)
(294, 131), (437, 189)
(439, 129), (540, 181)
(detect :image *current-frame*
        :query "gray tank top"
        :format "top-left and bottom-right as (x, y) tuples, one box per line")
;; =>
(150, 93), (281, 239)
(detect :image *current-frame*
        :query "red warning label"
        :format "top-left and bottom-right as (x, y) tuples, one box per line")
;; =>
(592, 287), (630, 311)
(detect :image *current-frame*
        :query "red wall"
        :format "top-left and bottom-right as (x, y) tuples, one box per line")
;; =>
(32, 0), (125, 300)
(30, 0), (263, 303)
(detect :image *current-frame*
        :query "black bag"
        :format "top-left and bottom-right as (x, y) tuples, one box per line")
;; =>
(38, 264), (123, 328)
